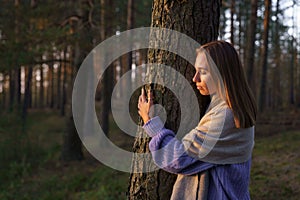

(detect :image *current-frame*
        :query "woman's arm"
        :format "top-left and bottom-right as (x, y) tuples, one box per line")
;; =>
(144, 116), (215, 175)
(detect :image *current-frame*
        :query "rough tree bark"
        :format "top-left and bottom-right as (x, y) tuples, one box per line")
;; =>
(127, 1), (221, 199)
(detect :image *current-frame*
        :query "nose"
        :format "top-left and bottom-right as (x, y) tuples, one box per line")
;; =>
(193, 71), (200, 82)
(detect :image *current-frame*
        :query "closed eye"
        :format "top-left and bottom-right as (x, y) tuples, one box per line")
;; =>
(200, 69), (207, 75)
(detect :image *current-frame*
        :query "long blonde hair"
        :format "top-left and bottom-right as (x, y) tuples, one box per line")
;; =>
(201, 41), (257, 128)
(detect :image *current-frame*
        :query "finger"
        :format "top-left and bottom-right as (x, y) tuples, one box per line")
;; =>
(148, 97), (154, 105)
(141, 88), (146, 102)
(147, 89), (151, 98)
(141, 87), (145, 96)
(147, 89), (153, 102)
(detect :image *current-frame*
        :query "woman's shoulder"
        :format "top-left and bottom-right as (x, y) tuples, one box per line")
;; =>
(212, 104), (236, 127)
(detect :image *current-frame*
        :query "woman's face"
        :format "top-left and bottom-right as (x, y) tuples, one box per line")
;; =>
(193, 52), (216, 96)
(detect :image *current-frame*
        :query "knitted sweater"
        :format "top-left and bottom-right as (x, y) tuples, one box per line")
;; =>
(143, 108), (253, 199)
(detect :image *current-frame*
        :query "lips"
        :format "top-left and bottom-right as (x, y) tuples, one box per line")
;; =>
(196, 84), (203, 90)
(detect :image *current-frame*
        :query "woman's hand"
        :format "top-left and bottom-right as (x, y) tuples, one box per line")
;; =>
(138, 88), (154, 124)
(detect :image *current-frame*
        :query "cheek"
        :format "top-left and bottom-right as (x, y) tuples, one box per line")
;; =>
(202, 75), (216, 93)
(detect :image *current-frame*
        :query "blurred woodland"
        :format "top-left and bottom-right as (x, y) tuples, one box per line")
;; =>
(0, 0), (300, 199)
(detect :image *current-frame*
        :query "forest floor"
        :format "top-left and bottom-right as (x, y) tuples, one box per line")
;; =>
(0, 110), (299, 200)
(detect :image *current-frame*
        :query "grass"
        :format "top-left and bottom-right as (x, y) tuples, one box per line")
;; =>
(250, 130), (300, 199)
(0, 110), (299, 199)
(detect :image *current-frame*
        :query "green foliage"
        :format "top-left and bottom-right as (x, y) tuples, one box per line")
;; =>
(0, 0), (153, 73)
(0, 1), (73, 71)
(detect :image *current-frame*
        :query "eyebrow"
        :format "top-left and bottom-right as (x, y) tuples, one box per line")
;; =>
(195, 66), (208, 70)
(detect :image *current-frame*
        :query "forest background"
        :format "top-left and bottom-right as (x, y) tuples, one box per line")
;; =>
(0, 0), (300, 199)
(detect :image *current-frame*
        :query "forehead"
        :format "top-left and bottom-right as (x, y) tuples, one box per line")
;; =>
(195, 52), (208, 70)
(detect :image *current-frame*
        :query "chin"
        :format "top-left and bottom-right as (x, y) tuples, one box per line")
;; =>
(199, 91), (209, 96)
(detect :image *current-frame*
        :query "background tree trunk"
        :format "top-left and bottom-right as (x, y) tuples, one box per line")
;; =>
(60, 50), (67, 116)
(99, 0), (114, 136)
(237, 1), (243, 56)
(289, 37), (295, 106)
(272, 0), (282, 108)
(57, 61), (62, 109)
(33, 68), (38, 108)
(127, 0), (221, 199)
(258, 0), (271, 112)
(9, 70), (15, 111)
(60, 1), (85, 161)
(39, 64), (44, 108)
(50, 62), (55, 108)
(125, 0), (134, 95)
(230, 0), (235, 45)
(245, 0), (258, 95)
(22, 66), (33, 126)
(15, 68), (21, 108)
(61, 43), (84, 161)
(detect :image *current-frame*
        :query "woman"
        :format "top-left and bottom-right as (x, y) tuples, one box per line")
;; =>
(138, 41), (257, 200)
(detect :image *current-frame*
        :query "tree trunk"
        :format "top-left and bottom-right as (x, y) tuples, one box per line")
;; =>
(245, 0), (258, 95)
(39, 64), (44, 108)
(258, 0), (271, 112)
(127, 1), (221, 199)
(237, 1), (242, 56)
(230, 0), (235, 45)
(61, 2), (85, 161)
(125, 0), (134, 93)
(60, 51), (67, 116)
(45, 67), (49, 108)
(34, 68), (38, 108)
(50, 62), (55, 108)
(57, 61), (62, 109)
(9, 70), (15, 111)
(242, 2), (251, 70)
(99, 0), (109, 135)
(289, 37), (295, 106)
(99, 0), (114, 136)
(13, 0), (21, 111)
(61, 96), (84, 161)
(15, 67), (21, 108)
(219, 2), (226, 40)
(22, 66), (33, 126)
(61, 43), (83, 161)
(272, 0), (282, 109)
(0, 74), (5, 111)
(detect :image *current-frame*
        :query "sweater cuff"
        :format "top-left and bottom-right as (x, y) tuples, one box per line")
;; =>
(143, 116), (164, 137)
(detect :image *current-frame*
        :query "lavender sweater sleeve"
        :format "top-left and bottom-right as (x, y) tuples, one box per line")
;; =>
(143, 116), (215, 175)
